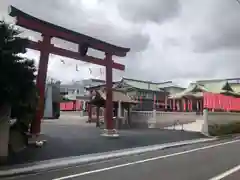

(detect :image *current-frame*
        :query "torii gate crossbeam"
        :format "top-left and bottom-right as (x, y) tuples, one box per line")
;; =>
(9, 6), (130, 136)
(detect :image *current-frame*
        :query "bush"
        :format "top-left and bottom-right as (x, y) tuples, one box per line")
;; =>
(209, 122), (240, 136)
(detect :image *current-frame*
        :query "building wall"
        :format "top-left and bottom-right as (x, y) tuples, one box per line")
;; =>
(60, 79), (105, 98)
(130, 111), (200, 128)
(129, 89), (168, 111)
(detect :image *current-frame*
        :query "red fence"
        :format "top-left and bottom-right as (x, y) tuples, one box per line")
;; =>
(203, 92), (240, 111)
(60, 100), (86, 111)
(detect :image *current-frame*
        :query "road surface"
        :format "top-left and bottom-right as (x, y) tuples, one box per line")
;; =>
(3, 137), (240, 180)
(6, 118), (203, 165)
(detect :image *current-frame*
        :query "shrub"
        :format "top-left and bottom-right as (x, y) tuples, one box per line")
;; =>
(209, 122), (240, 136)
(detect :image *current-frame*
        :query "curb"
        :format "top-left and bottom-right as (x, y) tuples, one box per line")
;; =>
(216, 133), (240, 140)
(0, 137), (217, 177)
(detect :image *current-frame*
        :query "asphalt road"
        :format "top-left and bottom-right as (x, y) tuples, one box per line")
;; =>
(3, 137), (240, 180)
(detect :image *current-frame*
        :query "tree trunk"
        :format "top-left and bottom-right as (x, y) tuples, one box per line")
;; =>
(0, 104), (11, 164)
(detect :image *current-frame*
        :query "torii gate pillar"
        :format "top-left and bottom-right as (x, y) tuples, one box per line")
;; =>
(104, 53), (114, 134)
(30, 35), (51, 134)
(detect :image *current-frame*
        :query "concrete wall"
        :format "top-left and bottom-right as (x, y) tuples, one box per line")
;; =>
(155, 111), (201, 128)
(199, 110), (240, 136)
(131, 111), (153, 128)
(207, 112), (240, 125)
(130, 111), (201, 129)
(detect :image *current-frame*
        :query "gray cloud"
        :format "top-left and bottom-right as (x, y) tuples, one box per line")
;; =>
(192, 0), (240, 53)
(1, 0), (240, 87)
(0, 0), (151, 82)
(116, 0), (181, 24)
(2, 0), (150, 53)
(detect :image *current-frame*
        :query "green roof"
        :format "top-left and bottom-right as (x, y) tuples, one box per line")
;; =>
(169, 80), (240, 99)
(121, 78), (183, 92)
(197, 80), (232, 93)
(230, 83), (240, 93)
(121, 78), (163, 91)
(169, 83), (204, 99)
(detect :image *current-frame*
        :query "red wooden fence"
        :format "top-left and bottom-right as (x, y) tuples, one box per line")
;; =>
(60, 100), (85, 111)
(203, 92), (240, 111)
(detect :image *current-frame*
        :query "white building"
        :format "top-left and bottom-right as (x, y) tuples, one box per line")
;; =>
(60, 79), (106, 100)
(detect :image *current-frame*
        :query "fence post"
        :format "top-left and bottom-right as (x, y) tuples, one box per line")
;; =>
(202, 109), (209, 136)
(148, 109), (157, 128)
(153, 109), (156, 121)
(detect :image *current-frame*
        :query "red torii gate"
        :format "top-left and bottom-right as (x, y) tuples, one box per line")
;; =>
(9, 6), (130, 136)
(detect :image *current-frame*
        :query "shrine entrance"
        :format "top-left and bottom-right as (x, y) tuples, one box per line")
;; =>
(9, 6), (130, 137)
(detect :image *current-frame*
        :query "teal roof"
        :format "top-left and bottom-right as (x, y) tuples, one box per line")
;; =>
(197, 80), (228, 93)
(119, 78), (184, 92)
(169, 80), (240, 99)
(122, 78), (162, 91)
(230, 83), (240, 93)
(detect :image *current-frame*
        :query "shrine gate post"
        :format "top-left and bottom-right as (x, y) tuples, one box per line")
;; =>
(105, 53), (114, 131)
(30, 35), (51, 134)
(9, 6), (130, 138)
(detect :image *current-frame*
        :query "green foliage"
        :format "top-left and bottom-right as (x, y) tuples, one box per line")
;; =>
(0, 21), (36, 107)
(209, 122), (240, 136)
(0, 20), (37, 130)
(0, 21), (36, 103)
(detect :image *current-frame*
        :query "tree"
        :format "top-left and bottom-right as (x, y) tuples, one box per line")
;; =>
(0, 20), (37, 128)
(0, 20), (39, 163)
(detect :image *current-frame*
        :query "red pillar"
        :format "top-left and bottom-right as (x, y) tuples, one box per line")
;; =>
(189, 99), (193, 112)
(199, 99), (202, 112)
(183, 99), (186, 112)
(105, 53), (114, 130)
(153, 94), (156, 110)
(173, 99), (176, 111)
(30, 35), (51, 135)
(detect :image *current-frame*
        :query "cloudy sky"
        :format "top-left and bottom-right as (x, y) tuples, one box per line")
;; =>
(1, 0), (240, 87)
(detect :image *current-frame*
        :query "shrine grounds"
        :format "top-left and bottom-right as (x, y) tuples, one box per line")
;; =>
(2, 112), (205, 166)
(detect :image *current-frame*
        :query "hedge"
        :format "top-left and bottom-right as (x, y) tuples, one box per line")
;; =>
(209, 122), (240, 136)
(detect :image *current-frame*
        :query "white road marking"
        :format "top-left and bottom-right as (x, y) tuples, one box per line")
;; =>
(209, 164), (240, 180)
(53, 139), (240, 180)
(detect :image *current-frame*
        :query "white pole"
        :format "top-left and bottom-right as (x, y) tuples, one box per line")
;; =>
(202, 109), (209, 136)
(118, 101), (122, 118)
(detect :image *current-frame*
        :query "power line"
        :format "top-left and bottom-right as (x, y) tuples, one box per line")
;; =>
(236, 0), (240, 5)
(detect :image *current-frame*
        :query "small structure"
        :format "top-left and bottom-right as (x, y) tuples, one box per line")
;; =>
(87, 87), (137, 129)
(169, 79), (240, 113)
(43, 82), (61, 119)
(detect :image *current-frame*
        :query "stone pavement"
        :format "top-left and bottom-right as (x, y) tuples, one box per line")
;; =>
(4, 115), (205, 166)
